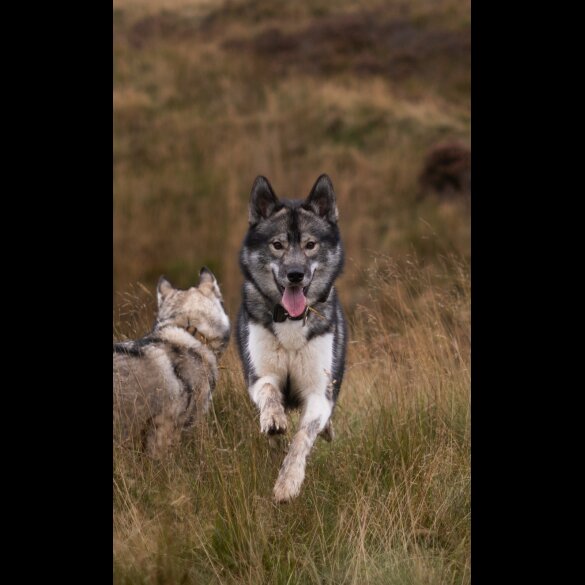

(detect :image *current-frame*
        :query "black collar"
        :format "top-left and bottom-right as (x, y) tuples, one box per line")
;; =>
(273, 304), (308, 323)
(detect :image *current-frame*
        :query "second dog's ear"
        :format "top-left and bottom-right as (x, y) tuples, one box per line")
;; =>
(199, 266), (217, 285)
(157, 276), (174, 306)
(199, 266), (222, 298)
(304, 174), (338, 223)
(249, 176), (279, 224)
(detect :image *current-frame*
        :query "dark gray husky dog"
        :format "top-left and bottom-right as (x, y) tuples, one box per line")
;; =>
(236, 174), (347, 502)
(113, 268), (230, 457)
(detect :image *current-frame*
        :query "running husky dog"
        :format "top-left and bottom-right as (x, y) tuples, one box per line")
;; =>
(113, 268), (230, 457)
(236, 174), (347, 502)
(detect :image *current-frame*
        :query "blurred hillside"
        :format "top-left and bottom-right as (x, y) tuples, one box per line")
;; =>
(113, 0), (470, 321)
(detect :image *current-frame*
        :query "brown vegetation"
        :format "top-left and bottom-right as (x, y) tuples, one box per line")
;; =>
(419, 141), (471, 198)
(113, 1), (470, 582)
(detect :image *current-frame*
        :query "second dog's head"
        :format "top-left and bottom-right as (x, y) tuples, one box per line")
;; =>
(154, 267), (230, 353)
(240, 174), (344, 316)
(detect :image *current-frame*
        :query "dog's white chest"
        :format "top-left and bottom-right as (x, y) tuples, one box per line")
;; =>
(247, 322), (334, 401)
(273, 319), (307, 350)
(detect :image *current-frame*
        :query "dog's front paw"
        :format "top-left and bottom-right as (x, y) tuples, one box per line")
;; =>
(260, 407), (288, 435)
(273, 469), (304, 503)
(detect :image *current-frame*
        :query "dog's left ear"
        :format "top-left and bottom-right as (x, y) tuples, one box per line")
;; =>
(198, 266), (217, 286)
(157, 276), (174, 306)
(304, 174), (338, 223)
(198, 266), (222, 298)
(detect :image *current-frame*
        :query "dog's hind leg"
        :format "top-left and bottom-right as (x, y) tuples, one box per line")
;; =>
(250, 375), (288, 435)
(144, 413), (180, 459)
(319, 419), (334, 442)
(273, 394), (332, 503)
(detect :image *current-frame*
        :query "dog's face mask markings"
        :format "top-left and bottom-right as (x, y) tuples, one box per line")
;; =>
(242, 174), (343, 319)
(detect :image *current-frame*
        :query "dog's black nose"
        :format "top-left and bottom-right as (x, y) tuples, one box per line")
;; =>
(287, 271), (304, 284)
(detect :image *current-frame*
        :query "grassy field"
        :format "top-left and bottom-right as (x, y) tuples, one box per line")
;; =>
(114, 0), (470, 583)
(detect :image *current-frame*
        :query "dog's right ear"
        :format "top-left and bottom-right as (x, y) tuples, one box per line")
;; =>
(198, 266), (217, 286)
(249, 176), (279, 224)
(157, 276), (174, 306)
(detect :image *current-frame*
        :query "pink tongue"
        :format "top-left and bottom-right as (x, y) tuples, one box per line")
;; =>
(282, 286), (307, 317)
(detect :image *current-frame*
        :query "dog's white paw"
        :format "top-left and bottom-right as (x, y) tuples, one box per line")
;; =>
(260, 407), (288, 435)
(273, 466), (305, 503)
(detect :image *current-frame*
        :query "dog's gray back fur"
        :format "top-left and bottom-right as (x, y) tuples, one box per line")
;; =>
(113, 268), (230, 456)
(236, 174), (347, 502)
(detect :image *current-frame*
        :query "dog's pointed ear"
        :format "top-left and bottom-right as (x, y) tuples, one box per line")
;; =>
(157, 276), (174, 306)
(199, 266), (222, 298)
(304, 174), (338, 223)
(249, 176), (279, 224)
(198, 266), (217, 286)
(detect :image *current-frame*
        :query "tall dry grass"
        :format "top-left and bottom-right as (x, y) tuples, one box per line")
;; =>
(114, 0), (470, 311)
(113, 255), (470, 584)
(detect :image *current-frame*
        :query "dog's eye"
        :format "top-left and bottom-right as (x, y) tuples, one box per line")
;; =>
(272, 241), (283, 250)
(306, 241), (316, 250)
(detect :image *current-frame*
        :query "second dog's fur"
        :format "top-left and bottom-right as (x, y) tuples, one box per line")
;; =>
(113, 268), (230, 457)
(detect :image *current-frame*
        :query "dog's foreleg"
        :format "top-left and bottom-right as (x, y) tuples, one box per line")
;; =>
(273, 394), (332, 503)
(194, 378), (213, 421)
(250, 375), (288, 435)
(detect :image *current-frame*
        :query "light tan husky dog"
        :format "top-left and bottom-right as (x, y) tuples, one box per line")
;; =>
(113, 268), (230, 457)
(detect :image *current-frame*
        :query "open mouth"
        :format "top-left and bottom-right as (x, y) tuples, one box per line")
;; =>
(273, 273), (311, 318)
(281, 286), (308, 317)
